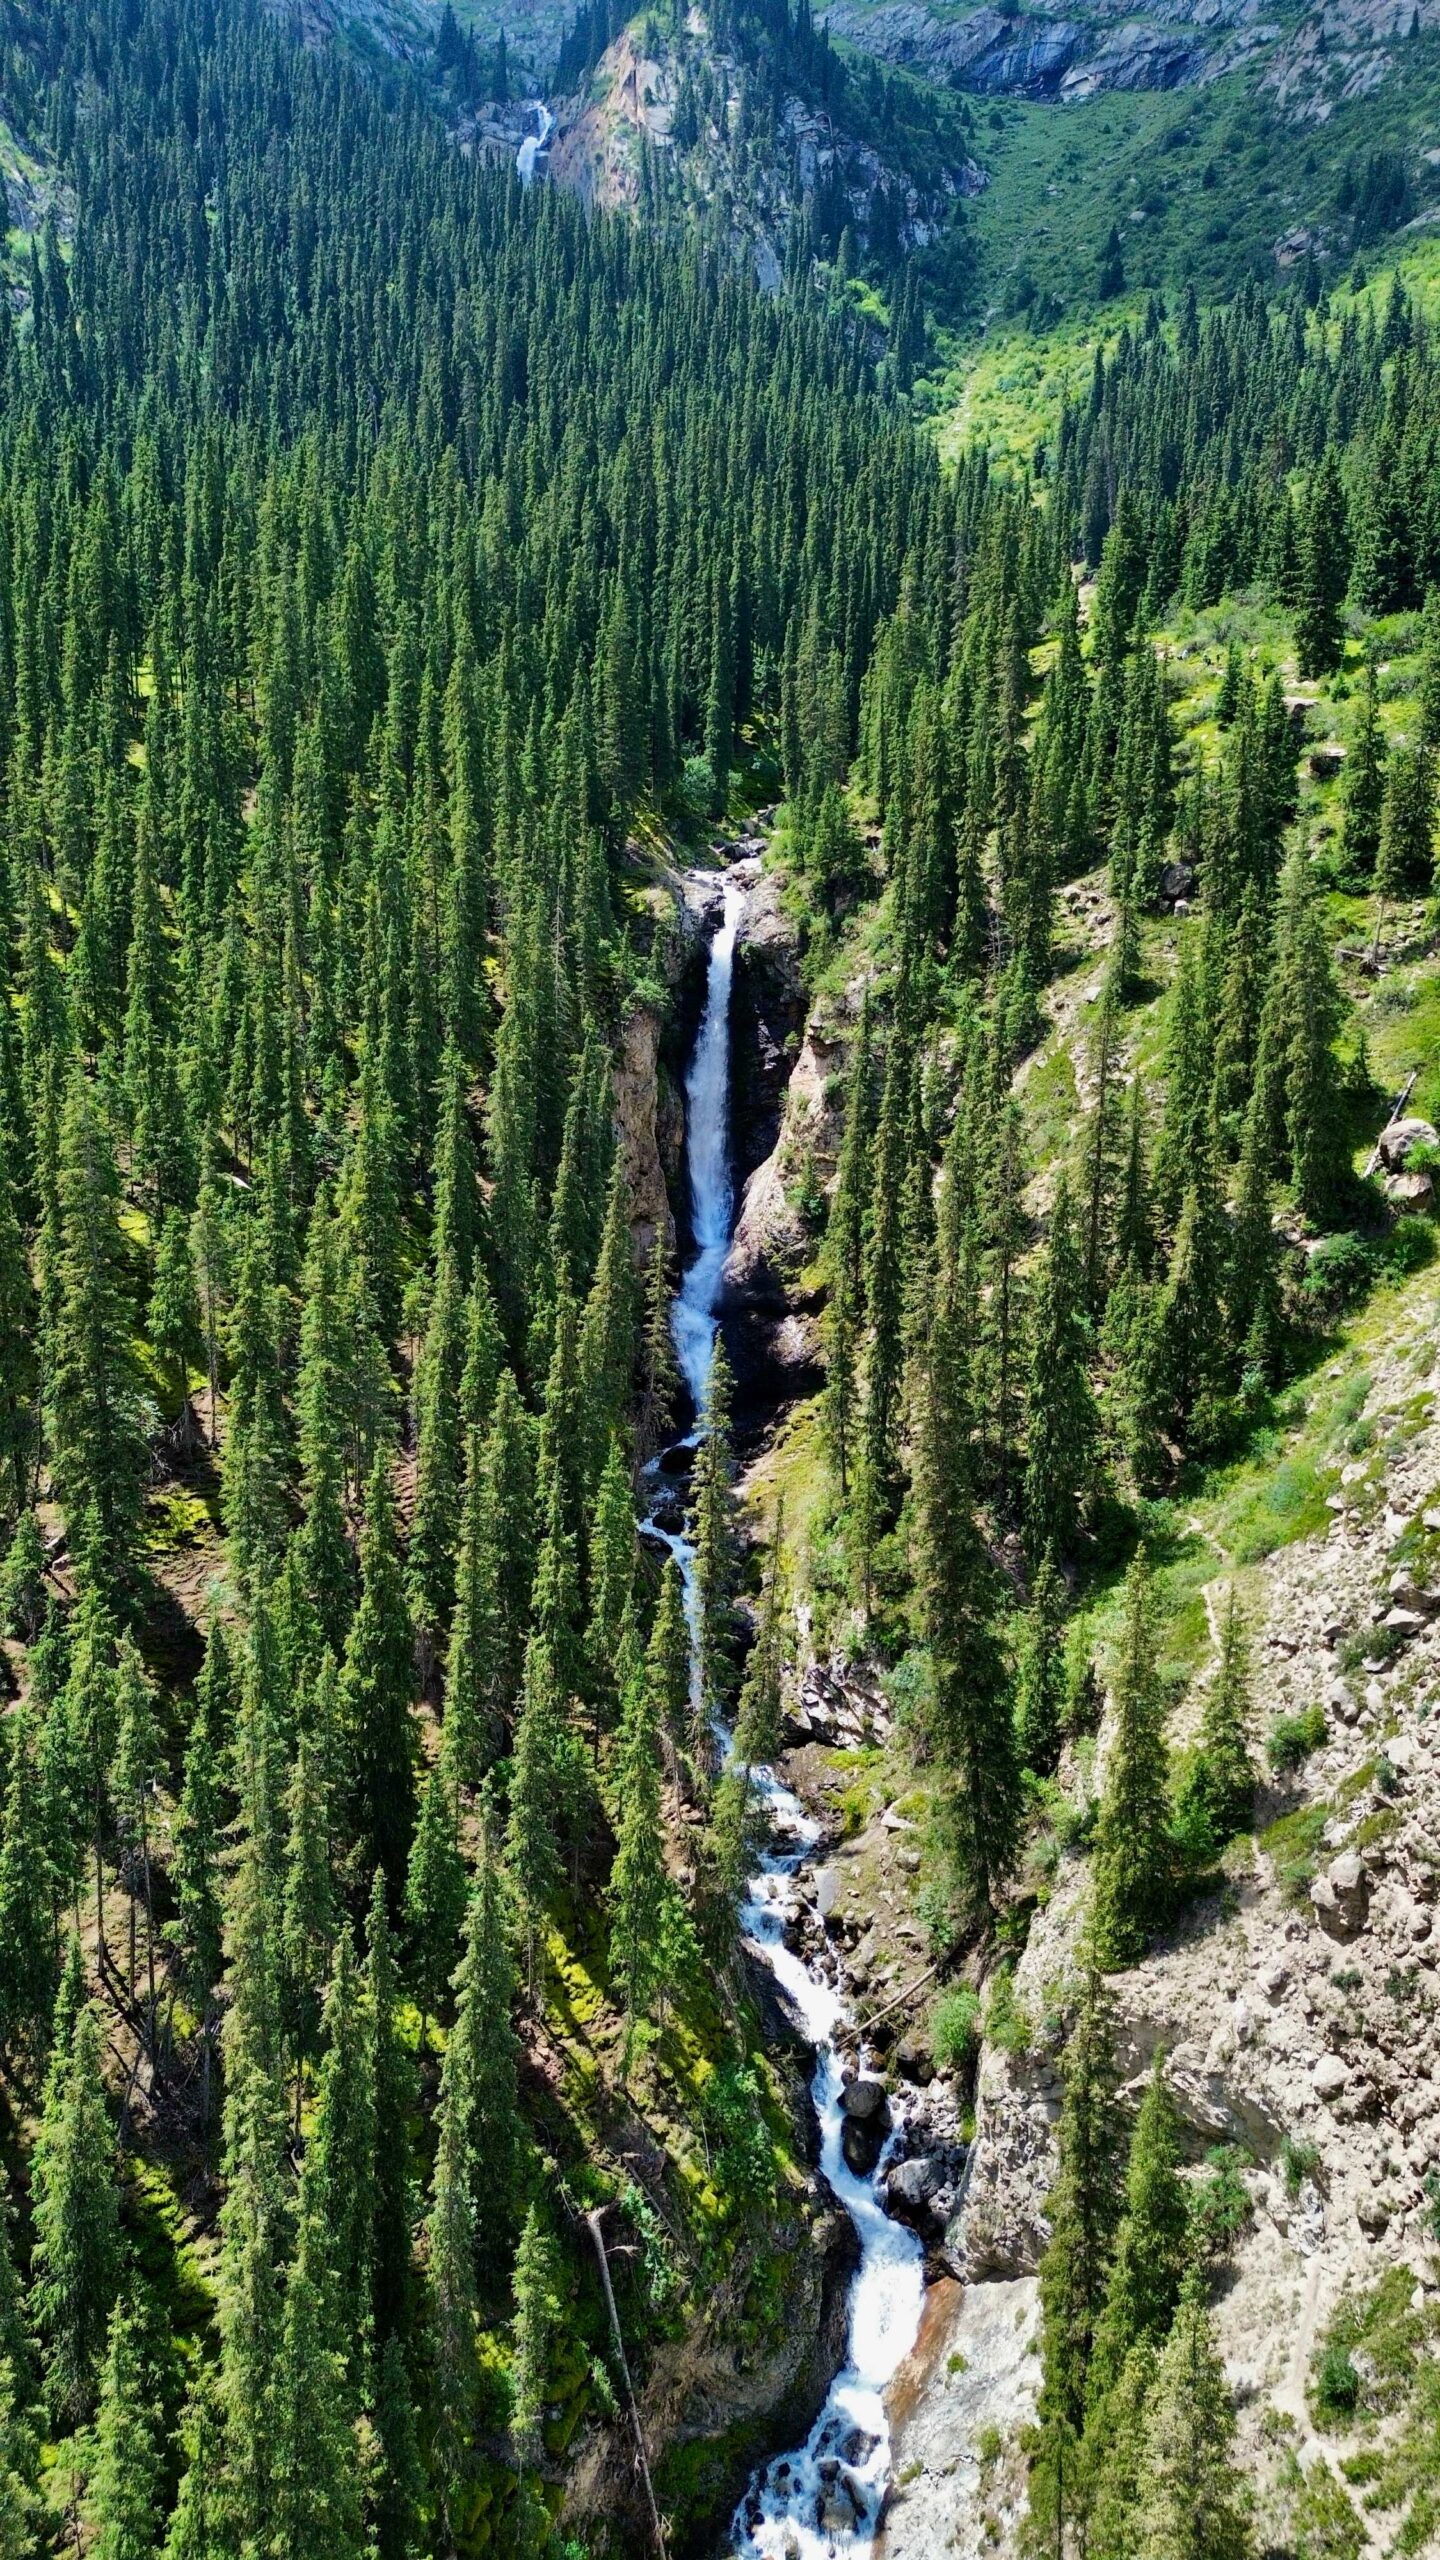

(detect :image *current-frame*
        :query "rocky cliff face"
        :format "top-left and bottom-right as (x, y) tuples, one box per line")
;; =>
(734, 920), (1440, 2550)
(721, 862), (827, 1411)
(816, 0), (1438, 115)
(531, 18), (981, 285)
(871, 1270), (1440, 2555)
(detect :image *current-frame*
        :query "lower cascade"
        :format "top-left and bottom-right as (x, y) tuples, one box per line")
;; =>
(643, 867), (924, 2559)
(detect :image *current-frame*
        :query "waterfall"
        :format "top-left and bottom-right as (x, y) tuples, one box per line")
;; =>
(516, 101), (554, 183)
(642, 867), (924, 2560)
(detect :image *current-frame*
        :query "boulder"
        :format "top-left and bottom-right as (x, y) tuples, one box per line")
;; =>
(839, 2079), (891, 2177)
(1387, 1568), (1438, 1611)
(1313, 2053), (1349, 2102)
(841, 2076), (889, 2122)
(1385, 1170), (1434, 1212)
(896, 2033), (935, 2086)
(1312, 1851), (1369, 1939)
(883, 2149), (964, 2244)
(1377, 1116), (1438, 1173)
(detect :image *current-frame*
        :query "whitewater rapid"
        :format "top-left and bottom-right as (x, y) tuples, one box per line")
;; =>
(643, 869), (924, 2558)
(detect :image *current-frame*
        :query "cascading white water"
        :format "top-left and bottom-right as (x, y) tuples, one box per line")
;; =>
(516, 101), (555, 183)
(642, 869), (924, 2560)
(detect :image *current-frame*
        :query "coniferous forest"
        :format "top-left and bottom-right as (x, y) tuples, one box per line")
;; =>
(0, 0), (1437, 2554)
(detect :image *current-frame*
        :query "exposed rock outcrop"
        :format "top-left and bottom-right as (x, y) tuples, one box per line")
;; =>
(876, 2278), (1040, 2560)
(721, 860), (824, 1406)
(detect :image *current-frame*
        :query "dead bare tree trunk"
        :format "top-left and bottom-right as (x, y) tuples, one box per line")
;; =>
(586, 2209), (667, 2557)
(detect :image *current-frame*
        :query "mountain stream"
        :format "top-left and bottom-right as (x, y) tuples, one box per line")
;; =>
(641, 869), (924, 2559)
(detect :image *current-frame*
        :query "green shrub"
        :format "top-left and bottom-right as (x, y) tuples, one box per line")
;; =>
(931, 1986), (982, 2072)
(1281, 2134), (1322, 2197)
(1267, 1704), (1328, 1772)
(1313, 2342), (1362, 2422)
(1385, 1214), (1435, 1277)
(983, 1965), (1032, 2055)
(1293, 2458), (1364, 2560)
(1189, 2145), (1253, 2263)
(1301, 1232), (1377, 1322)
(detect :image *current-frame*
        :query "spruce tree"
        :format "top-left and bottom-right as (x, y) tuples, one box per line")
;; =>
(1015, 1557), (1067, 1777)
(1033, 1964), (1124, 2544)
(1132, 2278), (1253, 2560)
(365, 1873), (417, 2352)
(690, 1339), (740, 1751)
(306, 1930), (377, 2388)
(636, 1228), (679, 1462)
(510, 2206), (562, 2473)
(404, 1763), (467, 2049)
(270, 2188), (365, 2560)
(110, 1638), (162, 2033)
(407, 1237), (466, 1679)
(87, 2292), (161, 2560)
(1376, 743), (1436, 902)
(1294, 452), (1348, 681)
(168, 1701), (224, 2128)
(47, 1071), (145, 1588)
(340, 1456), (417, 1898)
(160, 2368), (230, 2560)
(586, 1436), (637, 1734)
(1252, 849), (1345, 1225)
(1340, 659), (1386, 878)
(29, 2001), (120, 2426)
(608, 1648), (667, 2053)
(824, 996), (871, 1501)
(1194, 1589), (1257, 1841)
(148, 1205), (200, 1449)
(1089, 2056), (1190, 2399)
(1023, 1177), (1100, 1568)
(507, 1632), (565, 1997)
(0, 1705), (58, 2067)
(912, 1232), (1020, 1921)
(1090, 1559), (1172, 1969)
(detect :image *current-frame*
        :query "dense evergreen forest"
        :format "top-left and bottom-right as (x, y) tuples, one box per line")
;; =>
(0, 0), (1435, 2551)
